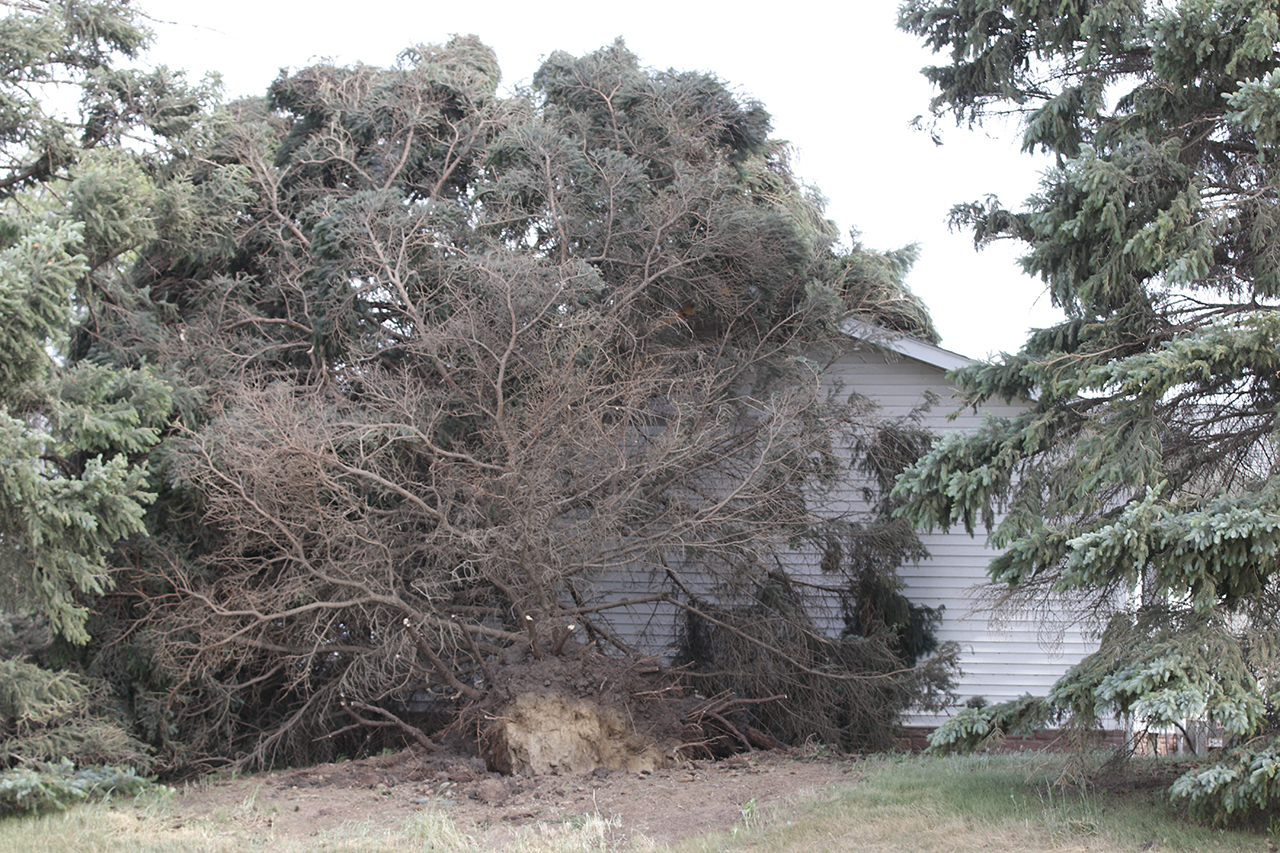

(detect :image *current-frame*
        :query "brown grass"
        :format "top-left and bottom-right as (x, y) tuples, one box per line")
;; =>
(0, 753), (1269, 853)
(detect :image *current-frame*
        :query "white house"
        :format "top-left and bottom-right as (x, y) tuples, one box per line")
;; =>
(576, 321), (1098, 729)
(817, 321), (1097, 726)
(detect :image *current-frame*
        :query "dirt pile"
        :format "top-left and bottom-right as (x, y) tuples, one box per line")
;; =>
(470, 639), (687, 775)
(462, 635), (784, 777)
(483, 692), (668, 775)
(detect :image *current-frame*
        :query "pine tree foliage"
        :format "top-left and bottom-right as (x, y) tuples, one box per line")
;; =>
(0, 758), (157, 814)
(0, 0), (215, 644)
(84, 37), (953, 768)
(925, 693), (1056, 755)
(0, 0), (209, 194)
(0, 0), (219, 778)
(0, 656), (149, 771)
(897, 0), (1280, 822)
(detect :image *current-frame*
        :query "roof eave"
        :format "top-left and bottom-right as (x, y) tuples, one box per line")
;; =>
(838, 317), (975, 372)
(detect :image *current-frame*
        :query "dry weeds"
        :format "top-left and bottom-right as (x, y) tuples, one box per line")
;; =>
(0, 752), (1269, 853)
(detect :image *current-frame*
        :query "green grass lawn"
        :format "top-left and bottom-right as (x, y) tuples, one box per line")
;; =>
(674, 754), (1269, 853)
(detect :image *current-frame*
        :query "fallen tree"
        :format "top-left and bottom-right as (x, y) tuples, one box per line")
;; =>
(78, 37), (956, 771)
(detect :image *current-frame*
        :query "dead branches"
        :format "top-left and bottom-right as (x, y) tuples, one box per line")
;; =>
(124, 39), (953, 771)
(679, 691), (787, 758)
(332, 700), (440, 753)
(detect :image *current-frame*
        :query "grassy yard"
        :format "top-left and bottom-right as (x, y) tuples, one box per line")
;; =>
(0, 753), (1268, 852)
(675, 754), (1268, 853)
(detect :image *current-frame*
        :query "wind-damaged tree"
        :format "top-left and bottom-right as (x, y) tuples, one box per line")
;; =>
(101, 37), (956, 770)
(896, 0), (1280, 822)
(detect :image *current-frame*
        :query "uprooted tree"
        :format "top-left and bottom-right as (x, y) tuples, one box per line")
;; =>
(65, 36), (959, 771)
(896, 0), (1280, 824)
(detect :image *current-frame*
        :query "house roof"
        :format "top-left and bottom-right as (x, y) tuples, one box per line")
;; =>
(839, 318), (975, 373)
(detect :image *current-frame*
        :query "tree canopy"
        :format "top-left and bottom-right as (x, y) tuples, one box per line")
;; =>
(28, 30), (956, 770)
(0, 0), (220, 797)
(896, 0), (1280, 822)
(0, 0), (217, 643)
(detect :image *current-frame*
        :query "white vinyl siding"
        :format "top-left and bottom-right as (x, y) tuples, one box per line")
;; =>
(580, 332), (1099, 728)
(817, 341), (1095, 726)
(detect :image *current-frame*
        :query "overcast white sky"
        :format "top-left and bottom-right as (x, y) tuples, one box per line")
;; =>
(140, 0), (1064, 360)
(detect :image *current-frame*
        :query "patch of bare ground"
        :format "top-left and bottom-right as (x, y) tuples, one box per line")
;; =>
(169, 746), (857, 847)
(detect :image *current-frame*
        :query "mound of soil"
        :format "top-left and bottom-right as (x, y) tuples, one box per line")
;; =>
(471, 641), (689, 776)
(483, 692), (670, 775)
(463, 636), (782, 777)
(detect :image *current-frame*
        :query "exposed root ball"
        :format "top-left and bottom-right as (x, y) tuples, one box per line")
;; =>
(468, 640), (786, 776)
(482, 693), (669, 775)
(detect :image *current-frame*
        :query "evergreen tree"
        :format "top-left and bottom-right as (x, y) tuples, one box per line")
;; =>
(896, 0), (1280, 822)
(0, 0), (215, 643)
(0, 0), (216, 781)
(98, 37), (956, 768)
